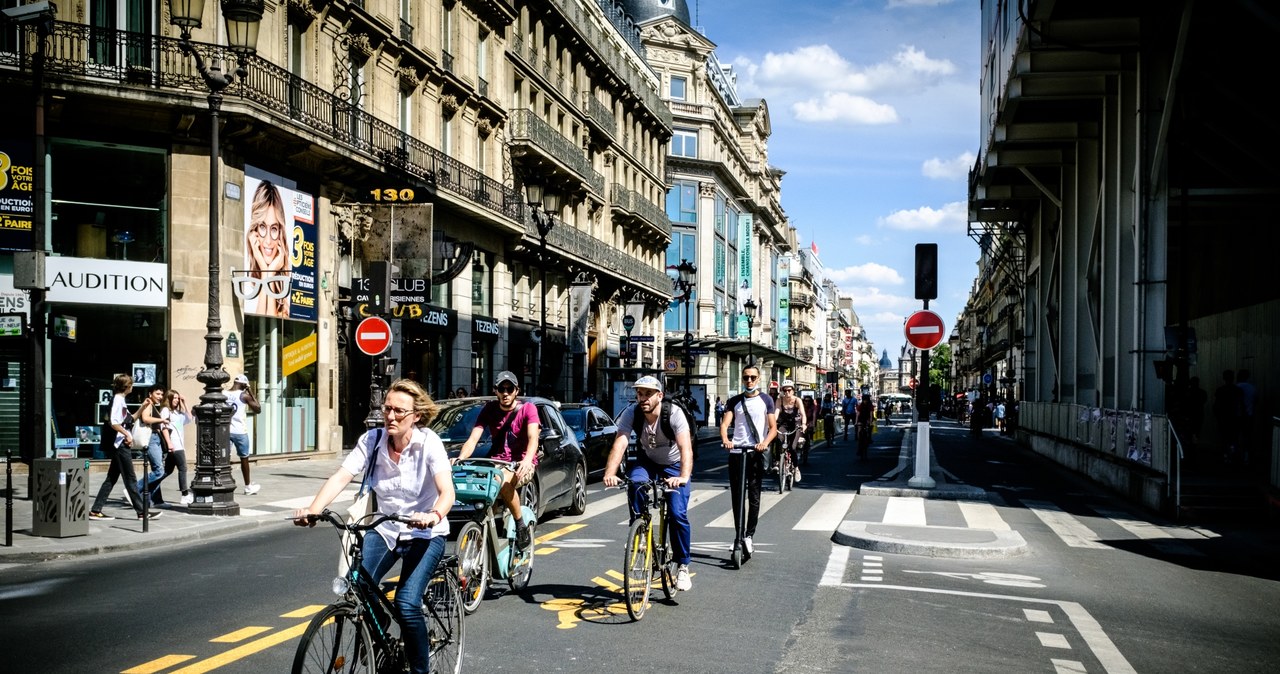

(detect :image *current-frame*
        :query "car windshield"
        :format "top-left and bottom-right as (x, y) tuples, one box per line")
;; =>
(429, 401), (489, 446)
(560, 408), (585, 430)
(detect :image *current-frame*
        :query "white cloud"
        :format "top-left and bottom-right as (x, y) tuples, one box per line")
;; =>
(793, 93), (898, 124)
(828, 262), (904, 286)
(922, 152), (976, 179)
(879, 200), (967, 232)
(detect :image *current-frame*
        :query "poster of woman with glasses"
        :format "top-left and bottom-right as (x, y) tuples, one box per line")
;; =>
(240, 176), (316, 321)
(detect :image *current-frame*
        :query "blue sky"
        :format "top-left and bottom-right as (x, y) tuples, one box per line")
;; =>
(692, 0), (980, 361)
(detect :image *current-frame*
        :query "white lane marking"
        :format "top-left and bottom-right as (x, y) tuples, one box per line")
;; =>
(558, 489), (630, 524)
(1037, 632), (1071, 649)
(614, 488), (722, 525)
(1088, 505), (1205, 557)
(819, 545), (850, 586)
(1022, 500), (1110, 549)
(705, 490), (787, 528)
(1025, 609), (1054, 623)
(883, 496), (926, 526)
(1052, 660), (1088, 673)
(794, 492), (856, 531)
(958, 499), (1010, 530)
(833, 581), (1137, 674)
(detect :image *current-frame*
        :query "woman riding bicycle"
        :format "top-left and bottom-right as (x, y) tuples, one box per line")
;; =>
(775, 380), (806, 479)
(602, 375), (694, 592)
(293, 379), (454, 674)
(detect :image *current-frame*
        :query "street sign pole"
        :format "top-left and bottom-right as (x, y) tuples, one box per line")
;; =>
(911, 244), (939, 489)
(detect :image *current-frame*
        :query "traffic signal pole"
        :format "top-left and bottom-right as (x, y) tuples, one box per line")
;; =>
(908, 244), (938, 489)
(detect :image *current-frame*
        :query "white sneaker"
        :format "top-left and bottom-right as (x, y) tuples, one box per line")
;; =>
(676, 564), (692, 591)
(794, 468), (802, 483)
(244, 483), (261, 495)
(181, 492), (195, 506)
(743, 536), (754, 555)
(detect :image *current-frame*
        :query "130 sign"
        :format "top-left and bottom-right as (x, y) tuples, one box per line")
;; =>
(367, 187), (418, 202)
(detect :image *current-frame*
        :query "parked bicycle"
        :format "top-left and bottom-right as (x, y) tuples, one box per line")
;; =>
(292, 510), (464, 674)
(775, 428), (798, 494)
(451, 458), (537, 614)
(619, 475), (675, 620)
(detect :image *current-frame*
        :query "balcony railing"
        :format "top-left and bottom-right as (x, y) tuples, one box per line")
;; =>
(399, 19), (413, 43)
(508, 108), (605, 195)
(610, 183), (670, 239)
(584, 92), (616, 136)
(6, 21), (521, 222)
(525, 213), (669, 295)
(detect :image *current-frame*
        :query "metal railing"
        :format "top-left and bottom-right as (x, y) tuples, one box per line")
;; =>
(1019, 401), (1172, 475)
(508, 109), (605, 195)
(525, 214), (669, 294)
(584, 92), (616, 136)
(610, 183), (670, 239)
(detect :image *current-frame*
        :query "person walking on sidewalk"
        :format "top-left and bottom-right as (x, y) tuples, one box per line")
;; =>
(158, 389), (194, 505)
(603, 375), (694, 591)
(228, 373), (262, 495)
(89, 373), (160, 521)
(719, 364), (776, 557)
(454, 370), (539, 549)
(135, 384), (171, 507)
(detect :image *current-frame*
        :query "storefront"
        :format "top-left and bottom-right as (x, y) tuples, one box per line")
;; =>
(470, 315), (500, 395)
(400, 303), (458, 400)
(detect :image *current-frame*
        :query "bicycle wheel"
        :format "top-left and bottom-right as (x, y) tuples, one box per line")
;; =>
(454, 521), (488, 614)
(507, 520), (534, 593)
(777, 448), (788, 494)
(622, 518), (652, 620)
(425, 569), (465, 674)
(292, 602), (375, 674)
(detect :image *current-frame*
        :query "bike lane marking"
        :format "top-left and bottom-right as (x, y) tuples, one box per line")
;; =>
(534, 523), (587, 553)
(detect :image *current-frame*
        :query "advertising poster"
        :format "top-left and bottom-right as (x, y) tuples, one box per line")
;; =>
(240, 176), (317, 321)
(736, 213), (754, 339)
(0, 142), (34, 252)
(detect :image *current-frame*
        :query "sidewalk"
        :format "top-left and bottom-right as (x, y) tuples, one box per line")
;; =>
(834, 418), (1029, 559)
(0, 454), (350, 565)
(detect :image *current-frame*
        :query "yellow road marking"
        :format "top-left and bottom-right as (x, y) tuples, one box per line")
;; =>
(592, 575), (622, 591)
(121, 654), (196, 673)
(536, 523), (586, 544)
(280, 605), (325, 619)
(162, 621), (310, 674)
(210, 626), (272, 643)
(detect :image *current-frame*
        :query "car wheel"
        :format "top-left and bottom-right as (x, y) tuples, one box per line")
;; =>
(520, 478), (542, 521)
(564, 463), (587, 516)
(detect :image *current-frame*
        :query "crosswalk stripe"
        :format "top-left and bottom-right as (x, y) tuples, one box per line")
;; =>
(1022, 500), (1110, 549)
(1087, 505), (1205, 557)
(958, 500), (1010, 530)
(558, 490), (629, 524)
(794, 493), (856, 531)
(883, 496), (927, 526)
(613, 488), (721, 525)
(820, 545), (850, 586)
(705, 490), (788, 528)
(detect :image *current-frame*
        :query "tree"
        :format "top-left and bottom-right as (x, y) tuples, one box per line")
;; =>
(929, 343), (953, 392)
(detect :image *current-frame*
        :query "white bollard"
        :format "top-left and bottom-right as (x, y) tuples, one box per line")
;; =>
(907, 421), (936, 488)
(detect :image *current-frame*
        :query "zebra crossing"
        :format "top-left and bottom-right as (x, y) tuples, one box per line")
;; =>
(556, 486), (857, 534)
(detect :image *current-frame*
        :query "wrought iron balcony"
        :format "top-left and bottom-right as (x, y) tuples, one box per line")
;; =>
(610, 184), (671, 241)
(583, 92), (616, 138)
(4, 21), (521, 222)
(508, 108), (605, 196)
(522, 212), (669, 296)
(791, 292), (814, 308)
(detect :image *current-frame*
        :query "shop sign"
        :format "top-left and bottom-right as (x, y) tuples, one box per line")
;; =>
(0, 273), (29, 316)
(45, 257), (168, 307)
(282, 332), (317, 376)
(473, 316), (500, 338)
(0, 143), (34, 252)
(0, 313), (23, 337)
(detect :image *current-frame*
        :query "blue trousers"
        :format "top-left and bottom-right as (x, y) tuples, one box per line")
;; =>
(361, 533), (446, 674)
(627, 456), (692, 565)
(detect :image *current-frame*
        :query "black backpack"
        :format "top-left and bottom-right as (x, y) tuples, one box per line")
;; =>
(631, 398), (694, 443)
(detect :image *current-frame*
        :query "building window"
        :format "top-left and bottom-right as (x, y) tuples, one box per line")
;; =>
(671, 128), (697, 158)
(664, 229), (697, 331)
(665, 179), (698, 224)
(399, 89), (412, 133)
(670, 75), (687, 101)
(471, 249), (491, 316)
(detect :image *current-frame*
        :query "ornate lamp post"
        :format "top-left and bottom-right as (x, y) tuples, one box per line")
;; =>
(525, 182), (559, 396)
(674, 259), (697, 395)
(169, 0), (265, 516)
(743, 297), (758, 365)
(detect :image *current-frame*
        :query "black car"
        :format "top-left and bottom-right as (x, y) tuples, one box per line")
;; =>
(558, 403), (619, 479)
(429, 396), (587, 524)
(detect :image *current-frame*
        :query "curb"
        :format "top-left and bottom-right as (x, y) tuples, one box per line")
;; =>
(833, 521), (1028, 559)
(1, 515), (291, 564)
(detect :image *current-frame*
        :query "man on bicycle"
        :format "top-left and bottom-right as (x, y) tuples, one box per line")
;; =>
(455, 370), (539, 549)
(840, 389), (858, 441)
(719, 364), (776, 557)
(855, 394), (876, 459)
(603, 375), (694, 591)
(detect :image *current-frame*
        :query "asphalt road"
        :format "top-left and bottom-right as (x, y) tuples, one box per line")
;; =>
(4, 418), (1279, 673)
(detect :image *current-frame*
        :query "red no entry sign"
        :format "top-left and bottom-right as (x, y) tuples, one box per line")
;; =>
(904, 310), (946, 350)
(355, 316), (392, 356)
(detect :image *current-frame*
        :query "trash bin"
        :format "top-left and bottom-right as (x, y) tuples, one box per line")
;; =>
(32, 458), (90, 538)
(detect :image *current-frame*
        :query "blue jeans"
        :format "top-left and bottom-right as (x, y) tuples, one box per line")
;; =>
(361, 533), (446, 674)
(137, 434), (167, 504)
(627, 456), (691, 566)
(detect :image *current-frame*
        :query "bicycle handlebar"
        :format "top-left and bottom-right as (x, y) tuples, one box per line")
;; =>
(452, 457), (517, 470)
(302, 509), (416, 531)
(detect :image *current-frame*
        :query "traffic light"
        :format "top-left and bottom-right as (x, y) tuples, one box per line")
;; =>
(915, 243), (938, 300)
(683, 332), (694, 369)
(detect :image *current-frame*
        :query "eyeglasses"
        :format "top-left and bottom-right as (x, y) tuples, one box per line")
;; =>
(381, 405), (414, 418)
(232, 274), (291, 300)
(252, 221), (284, 239)
(742, 375), (759, 382)
(495, 385), (517, 394)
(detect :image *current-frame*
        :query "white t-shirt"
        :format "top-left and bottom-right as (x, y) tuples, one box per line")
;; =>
(727, 393), (775, 447)
(163, 408), (192, 452)
(341, 426), (451, 550)
(615, 401), (690, 465)
(228, 389), (248, 434)
(110, 393), (129, 448)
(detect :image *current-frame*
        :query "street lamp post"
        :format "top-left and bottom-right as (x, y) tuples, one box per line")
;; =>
(169, 0), (264, 516)
(525, 182), (559, 396)
(674, 260), (697, 396)
(743, 297), (758, 366)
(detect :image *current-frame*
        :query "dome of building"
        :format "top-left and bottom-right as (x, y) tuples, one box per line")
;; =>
(621, 0), (691, 25)
(879, 349), (894, 370)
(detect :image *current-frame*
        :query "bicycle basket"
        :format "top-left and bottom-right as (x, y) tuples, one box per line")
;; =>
(452, 464), (503, 506)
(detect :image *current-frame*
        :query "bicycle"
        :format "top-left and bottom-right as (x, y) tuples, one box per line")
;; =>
(292, 510), (464, 674)
(451, 458), (537, 614)
(775, 428), (797, 494)
(619, 474), (675, 620)
(856, 420), (872, 458)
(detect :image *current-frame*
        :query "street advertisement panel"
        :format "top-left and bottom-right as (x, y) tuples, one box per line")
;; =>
(777, 255), (791, 353)
(239, 176), (316, 321)
(0, 141), (34, 252)
(736, 213), (753, 339)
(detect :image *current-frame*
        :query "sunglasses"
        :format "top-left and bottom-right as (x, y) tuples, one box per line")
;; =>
(495, 385), (517, 394)
(742, 375), (759, 381)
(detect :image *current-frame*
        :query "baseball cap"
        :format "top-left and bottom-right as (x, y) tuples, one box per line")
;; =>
(633, 375), (662, 391)
(234, 374), (249, 385)
(494, 371), (520, 388)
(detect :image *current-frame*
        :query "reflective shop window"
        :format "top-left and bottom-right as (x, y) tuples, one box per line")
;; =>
(49, 140), (167, 262)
